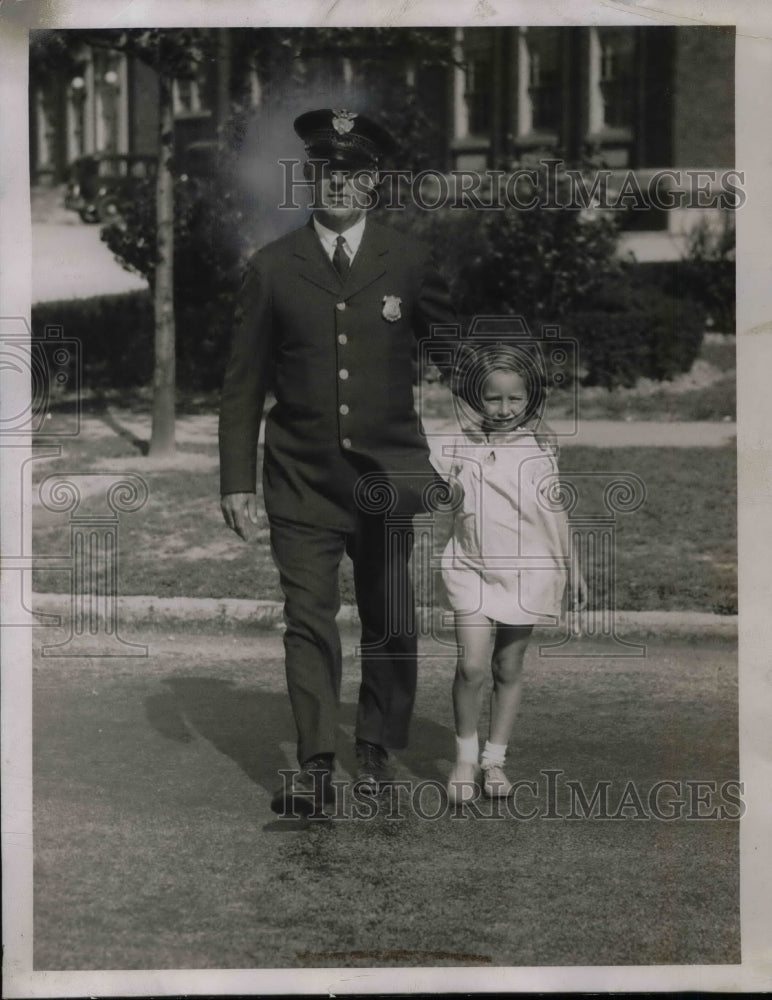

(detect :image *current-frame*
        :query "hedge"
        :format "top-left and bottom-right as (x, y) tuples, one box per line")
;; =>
(565, 265), (707, 388)
(32, 258), (708, 395)
(32, 290), (235, 392)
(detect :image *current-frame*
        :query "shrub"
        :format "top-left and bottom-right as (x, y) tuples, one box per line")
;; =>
(567, 270), (707, 388)
(681, 213), (736, 335)
(380, 166), (624, 330)
(32, 289), (235, 392)
(460, 202), (623, 328)
(381, 166), (706, 390)
(32, 291), (154, 389)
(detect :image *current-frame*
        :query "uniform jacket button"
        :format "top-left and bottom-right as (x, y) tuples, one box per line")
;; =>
(336, 301), (346, 311)
(339, 368), (349, 380)
(339, 404), (349, 415)
(338, 333), (347, 345)
(342, 437), (352, 449)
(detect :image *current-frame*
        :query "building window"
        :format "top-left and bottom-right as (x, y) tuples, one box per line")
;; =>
(452, 28), (495, 141)
(525, 28), (561, 135)
(451, 29), (495, 169)
(586, 27), (636, 167)
(589, 27), (635, 134)
(173, 77), (201, 115)
(172, 74), (210, 117)
(464, 45), (493, 135)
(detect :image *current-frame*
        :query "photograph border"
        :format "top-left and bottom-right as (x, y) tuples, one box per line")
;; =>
(2, 1), (770, 995)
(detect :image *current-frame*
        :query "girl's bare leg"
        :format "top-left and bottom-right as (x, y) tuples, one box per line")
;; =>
(488, 624), (533, 746)
(452, 612), (493, 738)
(447, 612), (492, 803)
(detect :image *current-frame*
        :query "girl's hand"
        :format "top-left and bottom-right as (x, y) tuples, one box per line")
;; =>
(531, 420), (558, 455)
(569, 571), (588, 611)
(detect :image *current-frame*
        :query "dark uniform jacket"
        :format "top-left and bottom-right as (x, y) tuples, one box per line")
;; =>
(219, 217), (458, 530)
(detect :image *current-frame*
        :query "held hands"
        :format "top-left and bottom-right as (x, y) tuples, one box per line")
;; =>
(568, 570), (589, 612)
(522, 416), (558, 455)
(221, 492), (259, 542)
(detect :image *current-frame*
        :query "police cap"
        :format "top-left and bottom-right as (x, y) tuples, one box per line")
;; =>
(294, 108), (396, 168)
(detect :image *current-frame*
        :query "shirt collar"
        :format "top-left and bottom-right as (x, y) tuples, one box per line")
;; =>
(313, 215), (367, 258)
(460, 424), (535, 446)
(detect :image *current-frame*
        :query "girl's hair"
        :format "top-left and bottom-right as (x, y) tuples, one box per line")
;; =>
(451, 341), (548, 429)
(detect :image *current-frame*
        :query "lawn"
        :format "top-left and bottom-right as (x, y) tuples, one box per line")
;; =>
(32, 420), (737, 613)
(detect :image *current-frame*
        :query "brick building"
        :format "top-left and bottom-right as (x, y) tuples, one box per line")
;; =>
(29, 25), (734, 258)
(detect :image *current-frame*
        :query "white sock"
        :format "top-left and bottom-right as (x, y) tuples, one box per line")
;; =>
(455, 734), (479, 764)
(481, 740), (507, 769)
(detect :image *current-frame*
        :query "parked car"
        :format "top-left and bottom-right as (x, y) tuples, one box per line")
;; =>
(64, 154), (157, 223)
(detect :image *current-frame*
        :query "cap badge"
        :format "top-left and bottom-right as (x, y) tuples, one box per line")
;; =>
(382, 295), (402, 322)
(332, 109), (357, 135)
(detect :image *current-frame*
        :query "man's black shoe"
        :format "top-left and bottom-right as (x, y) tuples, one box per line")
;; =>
(270, 756), (335, 817)
(354, 740), (392, 794)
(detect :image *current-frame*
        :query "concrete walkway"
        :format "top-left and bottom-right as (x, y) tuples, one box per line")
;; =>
(68, 410), (737, 454)
(32, 592), (737, 639)
(32, 221), (148, 304)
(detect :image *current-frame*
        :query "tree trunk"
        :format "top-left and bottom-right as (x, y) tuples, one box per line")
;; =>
(149, 68), (176, 457)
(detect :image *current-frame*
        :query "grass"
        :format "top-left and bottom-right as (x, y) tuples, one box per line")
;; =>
(33, 629), (739, 970)
(32, 422), (737, 613)
(32, 335), (736, 611)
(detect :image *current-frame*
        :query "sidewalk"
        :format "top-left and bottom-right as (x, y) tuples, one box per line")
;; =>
(58, 410), (737, 456)
(32, 220), (148, 304)
(31, 628), (739, 970)
(31, 592), (738, 639)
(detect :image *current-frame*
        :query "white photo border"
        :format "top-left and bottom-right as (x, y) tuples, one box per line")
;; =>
(2, 0), (770, 995)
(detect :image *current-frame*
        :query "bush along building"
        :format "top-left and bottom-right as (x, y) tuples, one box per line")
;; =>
(29, 25), (737, 391)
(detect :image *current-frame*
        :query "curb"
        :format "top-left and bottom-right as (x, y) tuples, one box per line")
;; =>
(32, 593), (738, 640)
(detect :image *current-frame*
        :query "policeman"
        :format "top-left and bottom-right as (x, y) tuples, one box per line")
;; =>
(219, 108), (458, 815)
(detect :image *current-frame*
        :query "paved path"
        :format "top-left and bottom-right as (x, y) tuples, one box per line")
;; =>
(66, 410), (736, 453)
(30, 628), (740, 970)
(32, 221), (148, 304)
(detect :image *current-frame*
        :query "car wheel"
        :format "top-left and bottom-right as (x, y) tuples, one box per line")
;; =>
(79, 206), (100, 224)
(97, 196), (122, 223)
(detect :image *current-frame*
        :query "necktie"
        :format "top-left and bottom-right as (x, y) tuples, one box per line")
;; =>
(332, 235), (350, 279)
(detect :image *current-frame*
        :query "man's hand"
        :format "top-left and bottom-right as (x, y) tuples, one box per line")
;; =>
(221, 492), (259, 542)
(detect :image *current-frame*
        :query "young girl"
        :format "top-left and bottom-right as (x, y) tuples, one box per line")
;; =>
(431, 342), (586, 803)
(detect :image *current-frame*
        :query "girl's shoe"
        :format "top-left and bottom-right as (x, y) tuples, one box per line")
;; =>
(447, 762), (479, 804)
(482, 763), (512, 798)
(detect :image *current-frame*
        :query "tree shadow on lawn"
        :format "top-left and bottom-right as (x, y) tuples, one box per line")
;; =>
(144, 676), (454, 796)
(88, 393), (150, 455)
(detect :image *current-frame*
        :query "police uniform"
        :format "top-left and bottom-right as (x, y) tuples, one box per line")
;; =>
(219, 110), (457, 775)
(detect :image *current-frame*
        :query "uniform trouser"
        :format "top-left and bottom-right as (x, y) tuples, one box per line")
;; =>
(269, 513), (417, 766)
